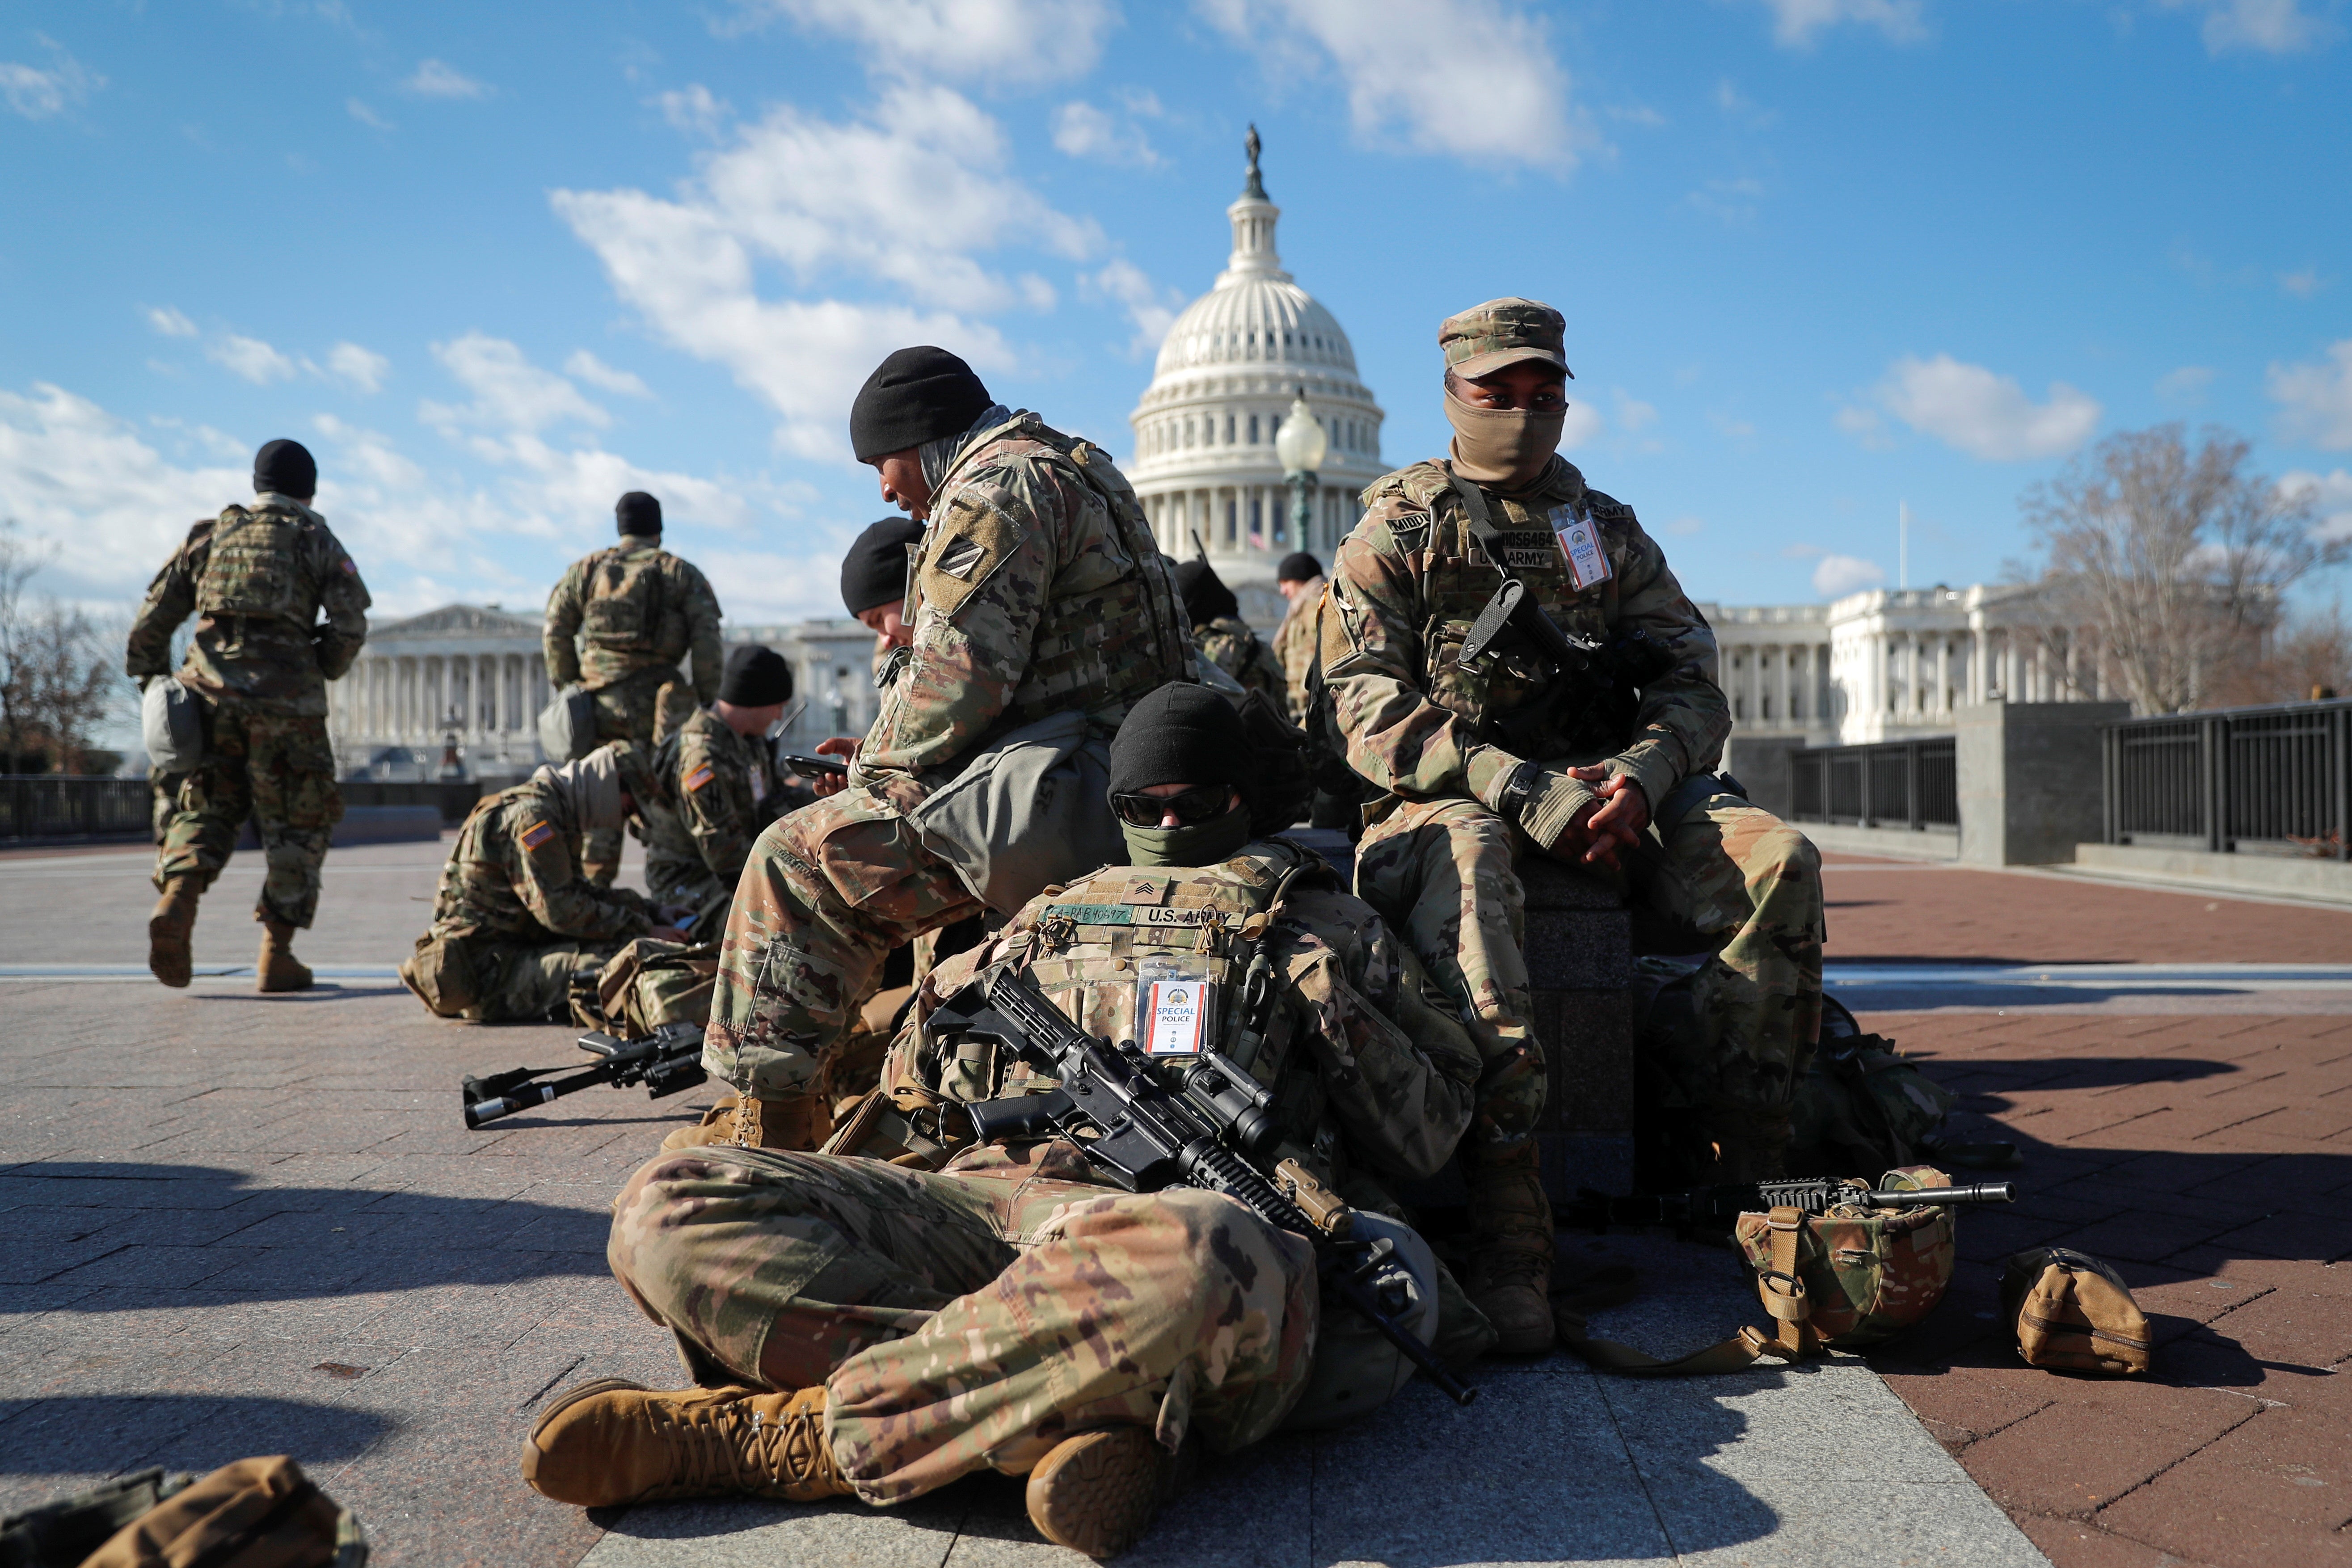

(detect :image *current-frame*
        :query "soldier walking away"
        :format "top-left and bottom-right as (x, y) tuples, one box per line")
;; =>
(641, 644), (796, 939)
(399, 742), (692, 1022)
(1270, 550), (1327, 724)
(1322, 299), (1825, 1353)
(129, 438), (371, 993)
(700, 346), (1193, 1155)
(542, 492), (725, 888)
(840, 516), (923, 688)
(1176, 558), (1286, 700)
(522, 685), (1492, 1559)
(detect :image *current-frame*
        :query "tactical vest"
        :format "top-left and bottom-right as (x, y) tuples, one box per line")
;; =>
(1380, 463), (1629, 756)
(926, 841), (1342, 1162)
(194, 505), (313, 625)
(578, 546), (673, 664)
(916, 417), (1193, 729)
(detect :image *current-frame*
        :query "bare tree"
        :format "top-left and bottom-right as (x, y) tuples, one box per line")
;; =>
(0, 520), (133, 774)
(2206, 603), (2352, 708)
(2022, 425), (2346, 714)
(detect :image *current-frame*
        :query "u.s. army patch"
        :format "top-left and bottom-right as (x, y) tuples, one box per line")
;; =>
(917, 493), (1024, 620)
(683, 764), (716, 793)
(519, 821), (556, 850)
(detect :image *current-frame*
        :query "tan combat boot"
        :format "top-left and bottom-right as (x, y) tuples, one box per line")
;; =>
(147, 876), (202, 989)
(1025, 1426), (1179, 1560)
(522, 1379), (852, 1508)
(256, 919), (313, 993)
(1464, 1138), (1557, 1356)
(660, 1090), (835, 1153)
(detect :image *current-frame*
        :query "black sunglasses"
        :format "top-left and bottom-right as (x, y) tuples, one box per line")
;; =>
(1110, 785), (1234, 828)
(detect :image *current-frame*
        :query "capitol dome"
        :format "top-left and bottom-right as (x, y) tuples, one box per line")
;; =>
(1128, 134), (1386, 623)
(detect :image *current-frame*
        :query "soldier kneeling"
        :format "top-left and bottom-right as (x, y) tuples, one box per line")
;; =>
(400, 742), (691, 1022)
(523, 684), (1494, 1558)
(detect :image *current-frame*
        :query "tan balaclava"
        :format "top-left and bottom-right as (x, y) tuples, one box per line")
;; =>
(1437, 297), (1575, 490)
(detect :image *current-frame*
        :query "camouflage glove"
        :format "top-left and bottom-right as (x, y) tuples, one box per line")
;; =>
(1501, 764), (1600, 855)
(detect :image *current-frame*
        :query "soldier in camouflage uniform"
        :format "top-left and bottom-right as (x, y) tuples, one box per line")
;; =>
(543, 492), (725, 887)
(641, 645), (796, 939)
(400, 742), (691, 1022)
(1324, 299), (1825, 1352)
(841, 516), (923, 690)
(699, 346), (1193, 1156)
(128, 439), (371, 993)
(523, 685), (1491, 1559)
(1176, 558), (1286, 700)
(1271, 550), (1327, 725)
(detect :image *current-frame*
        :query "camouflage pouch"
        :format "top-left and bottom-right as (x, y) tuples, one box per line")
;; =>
(64, 1455), (364, 1568)
(577, 937), (719, 1038)
(2001, 1246), (2151, 1376)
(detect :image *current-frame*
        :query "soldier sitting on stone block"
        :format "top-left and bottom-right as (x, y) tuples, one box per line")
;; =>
(521, 684), (1492, 1560)
(1322, 297), (1826, 1354)
(399, 742), (692, 1023)
(639, 644), (796, 941)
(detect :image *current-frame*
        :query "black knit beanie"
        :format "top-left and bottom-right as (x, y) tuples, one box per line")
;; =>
(839, 518), (926, 616)
(849, 347), (991, 462)
(1107, 683), (1253, 798)
(252, 438), (317, 499)
(1277, 551), (1323, 584)
(1174, 559), (1239, 625)
(718, 644), (794, 707)
(616, 491), (663, 536)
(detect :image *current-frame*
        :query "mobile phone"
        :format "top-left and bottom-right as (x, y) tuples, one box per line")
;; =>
(777, 750), (850, 778)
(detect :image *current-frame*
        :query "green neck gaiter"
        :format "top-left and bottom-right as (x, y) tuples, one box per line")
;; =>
(1120, 803), (1254, 868)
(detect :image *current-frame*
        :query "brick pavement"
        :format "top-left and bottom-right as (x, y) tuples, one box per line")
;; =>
(1822, 856), (2352, 1568)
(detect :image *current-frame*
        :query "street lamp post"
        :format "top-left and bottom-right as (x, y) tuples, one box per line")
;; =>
(1274, 388), (1328, 550)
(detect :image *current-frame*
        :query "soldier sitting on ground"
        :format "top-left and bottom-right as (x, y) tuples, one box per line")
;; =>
(839, 516), (923, 687)
(521, 683), (1492, 1560)
(399, 742), (691, 1023)
(131, 438), (371, 994)
(1176, 557), (1286, 700)
(1323, 297), (1825, 1353)
(543, 492), (725, 888)
(640, 644), (796, 940)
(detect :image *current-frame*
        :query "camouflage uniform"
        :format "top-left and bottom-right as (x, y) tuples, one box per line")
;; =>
(543, 540), (725, 884)
(1271, 581), (1327, 726)
(126, 497), (370, 928)
(1326, 456), (1825, 1175)
(401, 771), (661, 1022)
(1193, 614), (1286, 702)
(608, 840), (1489, 1502)
(641, 706), (771, 935)
(704, 412), (1192, 1110)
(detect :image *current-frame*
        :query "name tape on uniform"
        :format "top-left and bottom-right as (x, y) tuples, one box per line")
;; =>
(1548, 504), (1613, 592)
(1145, 980), (1210, 1055)
(1044, 902), (1231, 928)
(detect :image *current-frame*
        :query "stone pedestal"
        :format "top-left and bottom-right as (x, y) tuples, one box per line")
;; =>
(1956, 700), (2129, 866)
(1521, 857), (1637, 1199)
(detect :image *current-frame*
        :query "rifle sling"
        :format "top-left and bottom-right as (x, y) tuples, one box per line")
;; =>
(1554, 1203), (1824, 1377)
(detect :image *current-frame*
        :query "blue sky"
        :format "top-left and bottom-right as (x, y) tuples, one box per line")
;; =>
(3, 0), (2348, 626)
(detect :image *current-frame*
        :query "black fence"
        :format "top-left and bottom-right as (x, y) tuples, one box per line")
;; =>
(1789, 738), (1959, 831)
(2103, 697), (2351, 859)
(0, 775), (155, 843)
(337, 779), (496, 823)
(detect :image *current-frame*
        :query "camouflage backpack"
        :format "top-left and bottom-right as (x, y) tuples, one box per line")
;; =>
(578, 545), (668, 661)
(195, 505), (311, 624)
(571, 936), (719, 1039)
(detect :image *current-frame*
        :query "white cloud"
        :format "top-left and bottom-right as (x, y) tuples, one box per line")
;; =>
(1614, 392), (1659, 432)
(1558, 401), (1606, 450)
(2157, 0), (2339, 55)
(346, 97), (393, 131)
(655, 84), (731, 137)
(208, 333), (299, 386)
(2270, 340), (2352, 449)
(1198, 0), (1590, 171)
(565, 350), (652, 397)
(1876, 353), (2102, 460)
(403, 59), (492, 99)
(741, 0), (1116, 85)
(554, 85), (1096, 459)
(1688, 176), (1765, 224)
(1052, 100), (1160, 166)
(145, 307), (198, 339)
(0, 38), (101, 120)
(421, 333), (609, 437)
(1083, 259), (1183, 356)
(1812, 553), (1886, 598)
(1755, 0), (1927, 48)
(1833, 403), (1892, 449)
(2156, 364), (2215, 403)
(326, 342), (390, 394)
(1666, 514), (1705, 537)
(2279, 468), (2352, 540)
(2280, 267), (2328, 298)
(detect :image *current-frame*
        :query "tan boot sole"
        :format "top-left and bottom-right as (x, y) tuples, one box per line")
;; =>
(1024, 1427), (1165, 1560)
(148, 908), (192, 989)
(521, 1378), (649, 1503)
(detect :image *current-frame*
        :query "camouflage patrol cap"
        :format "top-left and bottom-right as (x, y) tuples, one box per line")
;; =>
(1439, 298), (1574, 381)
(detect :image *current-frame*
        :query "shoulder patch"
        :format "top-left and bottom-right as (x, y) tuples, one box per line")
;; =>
(519, 820), (557, 851)
(917, 492), (1025, 620)
(683, 763), (716, 793)
(1582, 487), (1639, 526)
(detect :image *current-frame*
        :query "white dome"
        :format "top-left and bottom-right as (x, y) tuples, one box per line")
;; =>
(1125, 138), (1387, 625)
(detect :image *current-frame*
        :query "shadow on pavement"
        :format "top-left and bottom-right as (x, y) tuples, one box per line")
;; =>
(0, 1395), (391, 1490)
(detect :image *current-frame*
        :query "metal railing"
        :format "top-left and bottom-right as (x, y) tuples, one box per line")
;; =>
(1789, 739), (1958, 831)
(2103, 697), (2351, 859)
(0, 775), (155, 843)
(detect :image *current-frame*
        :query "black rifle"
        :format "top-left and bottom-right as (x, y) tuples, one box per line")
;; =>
(931, 966), (1477, 1408)
(460, 1022), (707, 1130)
(1569, 1178), (2016, 1231)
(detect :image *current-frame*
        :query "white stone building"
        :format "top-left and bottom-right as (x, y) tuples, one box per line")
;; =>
(329, 606), (884, 781)
(1126, 137), (1386, 627)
